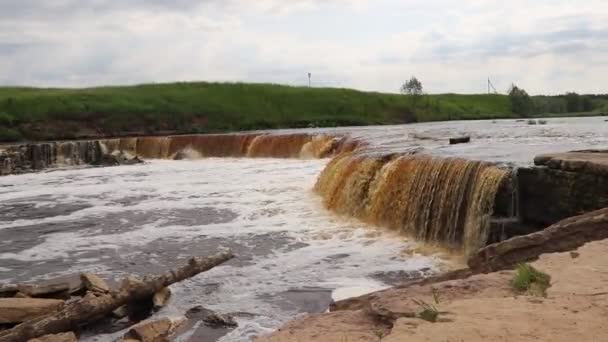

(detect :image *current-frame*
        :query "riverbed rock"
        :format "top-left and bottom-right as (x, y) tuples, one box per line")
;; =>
(17, 282), (71, 299)
(0, 285), (18, 298)
(0, 298), (64, 323)
(28, 332), (77, 342)
(468, 207), (608, 272)
(123, 318), (172, 342)
(152, 287), (171, 310)
(186, 306), (237, 328)
(81, 273), (111, 294)
(449, 136), (471, 145)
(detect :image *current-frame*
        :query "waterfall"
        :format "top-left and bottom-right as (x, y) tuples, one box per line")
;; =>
(315, 152), (509, 255)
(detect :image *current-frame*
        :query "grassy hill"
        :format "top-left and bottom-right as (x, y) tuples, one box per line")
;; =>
(0, 82), (604, 142)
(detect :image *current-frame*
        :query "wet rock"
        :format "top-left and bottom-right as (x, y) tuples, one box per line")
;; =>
(528, 119), (538, 125)
(0, 298), (64, 323)
(18, 282), (71, 299)
(0, 285), (18, 298)
(469, 207), (608, 272)
(28, 332), (77, 342)
(81, 273), (111, 294)
(152, 287), (171, 310)
(112, 305), (129, 319)
(186, 306), (237, 328)
(449, 136), (471, 145)
(123, 318), (172, 342)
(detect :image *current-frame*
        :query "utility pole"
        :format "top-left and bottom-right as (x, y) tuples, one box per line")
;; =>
(487, 77), (498, 94)
(308, 73), (311, 87)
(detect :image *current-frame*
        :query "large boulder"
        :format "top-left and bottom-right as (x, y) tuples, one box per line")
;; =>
(469, 207), (608, 272)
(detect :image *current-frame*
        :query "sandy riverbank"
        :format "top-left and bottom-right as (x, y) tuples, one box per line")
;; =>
(259, 237), (608, 342)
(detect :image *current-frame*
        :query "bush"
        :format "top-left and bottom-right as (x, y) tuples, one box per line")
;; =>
(0, 127), (22, 142)
(511, 263), (551, 297)
(0, 112), (15, 126)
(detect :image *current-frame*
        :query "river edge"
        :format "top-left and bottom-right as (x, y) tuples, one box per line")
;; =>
(258, 236), (608, 342)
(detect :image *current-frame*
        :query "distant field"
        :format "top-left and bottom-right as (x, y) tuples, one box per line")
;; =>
(0, 82), (604, 142)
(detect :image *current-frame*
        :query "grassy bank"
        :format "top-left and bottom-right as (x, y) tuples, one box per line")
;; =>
(0, 82), (604, 142)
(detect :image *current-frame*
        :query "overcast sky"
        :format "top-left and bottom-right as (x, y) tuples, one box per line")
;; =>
(1, 0), (607, 94)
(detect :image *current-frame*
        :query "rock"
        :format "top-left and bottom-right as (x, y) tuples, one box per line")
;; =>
(112, 305), (129, 319)
(534, 150), (608, 177)
(468, 207), (608, 272)
(17, 282), (71, 299)
(81, 273), (110, 294)
(123, 318), (172, 342)
(0, 298), (64, 323)
(186, 306), (237, 328)
(518, 160), (608, 227)
(152, 287), (171, 310)
(449, 136), (471, 145)
(528, 119), (538, 125)
(538, 119), (547, 125)
(28, 332), (77, 342)
(570, 252), (580, 259)
(0, 285), (18, 298)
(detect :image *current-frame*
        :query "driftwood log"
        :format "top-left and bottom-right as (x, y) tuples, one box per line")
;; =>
(0, 251), (234, 342)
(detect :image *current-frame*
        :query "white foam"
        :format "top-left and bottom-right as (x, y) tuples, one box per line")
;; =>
(0, 158), (442, 341)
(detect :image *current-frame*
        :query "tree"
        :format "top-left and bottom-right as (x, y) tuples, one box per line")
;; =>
(508, 84), (534, 116)
(401, 76), (424, 108)
(400, 76), (423, 98)
(565, 92), (594, 113)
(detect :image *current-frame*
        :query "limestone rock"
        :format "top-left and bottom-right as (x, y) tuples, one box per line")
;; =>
(124, 318), (172, 342)
(535, 150), (608, 176)
(469, 207), (608, 272)
(152, 287), (171, 310)
(28, 332), (77, 342)
(518, 164), (608, 227)
(18, 282), (70, 298)
(0, 298), (64, 323)
(80, 273), (110, 294)
(186, 306), (237, 328)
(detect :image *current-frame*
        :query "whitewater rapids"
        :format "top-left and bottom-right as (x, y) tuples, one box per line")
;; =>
(0, 158), (440, 341)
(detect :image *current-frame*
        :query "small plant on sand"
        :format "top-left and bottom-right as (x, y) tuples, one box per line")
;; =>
(413, 299), (439, 322)
(511, 263), (551, 297)
(373, 328), (385, 341)
(431, 287), (440, 304)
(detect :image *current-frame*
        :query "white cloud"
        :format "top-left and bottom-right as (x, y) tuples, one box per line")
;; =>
(0, 0), (607, 94)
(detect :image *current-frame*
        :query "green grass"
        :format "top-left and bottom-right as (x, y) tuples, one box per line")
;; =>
(511, 263), (551, 297)
(0, 82), (603, 142)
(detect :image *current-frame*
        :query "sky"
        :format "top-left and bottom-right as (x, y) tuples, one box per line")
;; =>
(1, 0), (607, 94)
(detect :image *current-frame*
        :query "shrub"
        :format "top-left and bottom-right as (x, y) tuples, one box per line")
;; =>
(0, 112), (15, 126)
(511, 263), (551, 297)
(0, 127), (22, 142)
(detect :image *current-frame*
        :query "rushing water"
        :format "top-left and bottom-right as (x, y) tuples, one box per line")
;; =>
(0, 158), (439, 341)
(0, 117), (606, 341)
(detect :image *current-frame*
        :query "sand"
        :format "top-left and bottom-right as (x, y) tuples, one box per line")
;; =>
(259, 238), (608, 342)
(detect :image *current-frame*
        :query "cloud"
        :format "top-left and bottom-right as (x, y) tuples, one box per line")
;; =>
(0, 0), (606, 94)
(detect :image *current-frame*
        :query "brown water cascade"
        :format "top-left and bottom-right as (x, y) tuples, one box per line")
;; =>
(95, 133), (360, 160)
(315, 153), (509, 255)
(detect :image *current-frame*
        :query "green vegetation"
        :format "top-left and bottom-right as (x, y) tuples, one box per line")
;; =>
(0, 82), (605, 142)
(511, 263), (552, 297)
(413, 299), (440, 323)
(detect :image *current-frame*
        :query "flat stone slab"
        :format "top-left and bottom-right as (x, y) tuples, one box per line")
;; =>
(0, 298), (64, 323)
(28, 332), (77, 342)
(535, 150), (608, 176)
